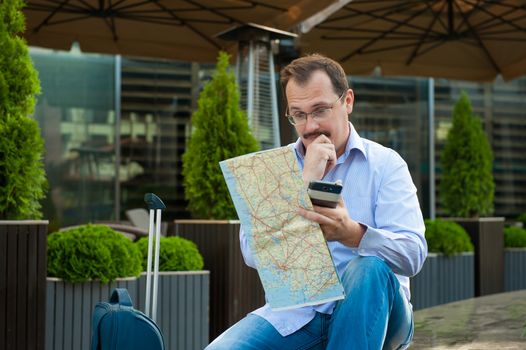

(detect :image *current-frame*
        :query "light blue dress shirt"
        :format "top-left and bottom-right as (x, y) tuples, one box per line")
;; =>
(239, 122), (427, 336)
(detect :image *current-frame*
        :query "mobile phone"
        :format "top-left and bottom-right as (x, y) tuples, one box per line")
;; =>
(307, 180), (343, 208)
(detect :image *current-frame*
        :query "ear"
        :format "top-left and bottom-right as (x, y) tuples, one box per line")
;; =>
(345, 89), (354, 114)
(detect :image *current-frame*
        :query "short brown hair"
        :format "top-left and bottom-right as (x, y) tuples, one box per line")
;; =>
(280, 54), (349, 98)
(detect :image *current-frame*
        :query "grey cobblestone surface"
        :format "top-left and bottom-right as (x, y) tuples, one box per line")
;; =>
(410, 290), (526, 349)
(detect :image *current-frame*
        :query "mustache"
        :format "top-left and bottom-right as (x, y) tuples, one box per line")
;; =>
(302, 131), (331, 139)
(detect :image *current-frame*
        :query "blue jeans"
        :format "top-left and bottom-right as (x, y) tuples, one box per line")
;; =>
(206, 256), (414, 349)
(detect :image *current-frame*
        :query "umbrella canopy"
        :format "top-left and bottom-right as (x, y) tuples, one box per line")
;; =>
(23, 0), (333, 62)
(299, 0), (526, 81)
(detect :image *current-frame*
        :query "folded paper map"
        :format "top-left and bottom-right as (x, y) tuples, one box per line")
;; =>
(220, 146), (345, 310)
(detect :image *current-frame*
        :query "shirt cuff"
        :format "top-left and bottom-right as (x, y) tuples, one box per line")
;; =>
(356, 224), (385, 260)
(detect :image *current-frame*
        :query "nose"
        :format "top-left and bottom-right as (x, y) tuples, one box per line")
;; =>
(303, 114), (320, 133)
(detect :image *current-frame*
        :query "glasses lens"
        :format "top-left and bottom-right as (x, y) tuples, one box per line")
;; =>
(313, 108), (331, 119)
(293, 113), (307, 125)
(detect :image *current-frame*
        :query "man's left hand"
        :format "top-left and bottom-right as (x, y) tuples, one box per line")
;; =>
(298, 198), (366, 247)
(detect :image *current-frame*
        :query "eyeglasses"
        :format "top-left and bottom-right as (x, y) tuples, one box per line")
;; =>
(285, 91), (346, 126)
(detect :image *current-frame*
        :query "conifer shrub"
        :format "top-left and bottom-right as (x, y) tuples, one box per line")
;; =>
(136, 236), (203, 271)
(0, 0), (47, 219)
(504, 227), (526, 248)
(182, 51), (259, 219)
(425, 219), (474, 256)
(440, 92), (494, 217)
(47, 224), (142, 283)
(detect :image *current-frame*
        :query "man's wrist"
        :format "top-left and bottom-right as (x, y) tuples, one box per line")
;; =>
(341, 219), (366, 247)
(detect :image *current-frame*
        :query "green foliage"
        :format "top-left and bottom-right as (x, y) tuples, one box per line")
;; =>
(0, 0), (47, 219)
(136, 236), (204, 271)
(517, 213), (526, 227)
(425, 219), (474, 256)
(47, 224), (142, 283)
(182, 51), (259, 219)
(504, 227), (526, 248)
(440, 92), (494, 218)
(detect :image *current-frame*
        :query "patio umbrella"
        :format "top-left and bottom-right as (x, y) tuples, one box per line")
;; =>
(23, 0), (334, 62)
(298, 0), (526, 81)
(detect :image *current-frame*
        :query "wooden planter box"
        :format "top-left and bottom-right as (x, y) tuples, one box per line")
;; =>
(0, 220), (48, 350)
(450, 217), (505, 296)
(174, 220), (265, 341)
(410, 252), (474, 310)
(505, 248), (526, 292)
(46, 271), (209, 350)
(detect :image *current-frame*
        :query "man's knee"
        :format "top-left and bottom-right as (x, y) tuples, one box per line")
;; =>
(340, 256), (393, 289)
(345, 256), (389, 275)
(205, 314), (276, 350)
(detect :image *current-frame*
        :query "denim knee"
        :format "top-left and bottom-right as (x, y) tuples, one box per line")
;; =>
(344, 255), (389, 275)
(340, 256), (395, 290)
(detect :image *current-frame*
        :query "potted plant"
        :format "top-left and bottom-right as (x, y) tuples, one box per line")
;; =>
(46, 224), (209, 350)
(503, 226), (526, 292)
(46, 224), (141, 350)
(411, 219), (475, 309)
(182, 51), (259, 219)
(439, 91), (504, 296)
(0, 1), (48, 349)
(178, 51), (264, 340)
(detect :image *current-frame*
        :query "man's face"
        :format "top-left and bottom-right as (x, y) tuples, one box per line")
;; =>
(285, 70), (354, 156)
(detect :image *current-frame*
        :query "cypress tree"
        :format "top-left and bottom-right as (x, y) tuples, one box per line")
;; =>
(440, 91), (494, 217)
(0, 0), (47, 219)
(182, 52), (259, 219)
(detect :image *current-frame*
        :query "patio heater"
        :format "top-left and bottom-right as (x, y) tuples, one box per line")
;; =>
(218, 23), (297, 149)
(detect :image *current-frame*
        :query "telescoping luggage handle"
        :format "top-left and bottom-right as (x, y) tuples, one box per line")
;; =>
(144, 193), (166, 323)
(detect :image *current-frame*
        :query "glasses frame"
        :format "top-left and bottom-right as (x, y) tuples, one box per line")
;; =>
(285, 91), (346, 126)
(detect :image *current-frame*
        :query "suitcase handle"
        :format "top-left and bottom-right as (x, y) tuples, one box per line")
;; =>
(144, 193), (166, 210)
(110, 288), (133, 307)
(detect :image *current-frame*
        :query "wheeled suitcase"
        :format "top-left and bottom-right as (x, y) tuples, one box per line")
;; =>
(91, 193), (166, 350)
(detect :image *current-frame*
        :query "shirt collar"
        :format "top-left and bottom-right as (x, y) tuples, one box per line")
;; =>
(293, 122), (367, 162)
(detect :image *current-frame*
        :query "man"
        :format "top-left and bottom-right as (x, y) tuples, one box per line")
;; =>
(207, 54), (427, 349)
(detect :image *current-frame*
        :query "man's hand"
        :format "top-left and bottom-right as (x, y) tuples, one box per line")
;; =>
(303, 135), (337, 183)
(298, 198), (366, 248)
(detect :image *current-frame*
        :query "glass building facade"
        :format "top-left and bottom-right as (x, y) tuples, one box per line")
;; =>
(31, 49), (116, 229)
(29, 48), (526, 229)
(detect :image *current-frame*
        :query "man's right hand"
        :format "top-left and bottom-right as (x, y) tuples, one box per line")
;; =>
(303, 135), (337, 184)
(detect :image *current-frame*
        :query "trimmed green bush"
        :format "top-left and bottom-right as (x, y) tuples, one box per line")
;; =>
(504, 227), (526, 248)
(136, 236), (204, 271)
(182, 51), (259, 219)
(425, 219), (474, 256)
(440, 92), (494, 218)
(47, 224), (142, 283)
(0, 0), (47, 219)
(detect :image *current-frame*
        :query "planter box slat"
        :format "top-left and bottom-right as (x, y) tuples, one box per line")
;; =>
(80, 283), (91, 350)
(46, 272), (209, 350)
(6, 226), (18, 350)
(64, 282), (75, 350)
(177, 275), (187, 350)
(161, 278), (171, 349)
(16, 226), (28, 350)
(36, 224), (48, 349)
(0, 229), (6, 349)
(27, 226), (38, 350)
